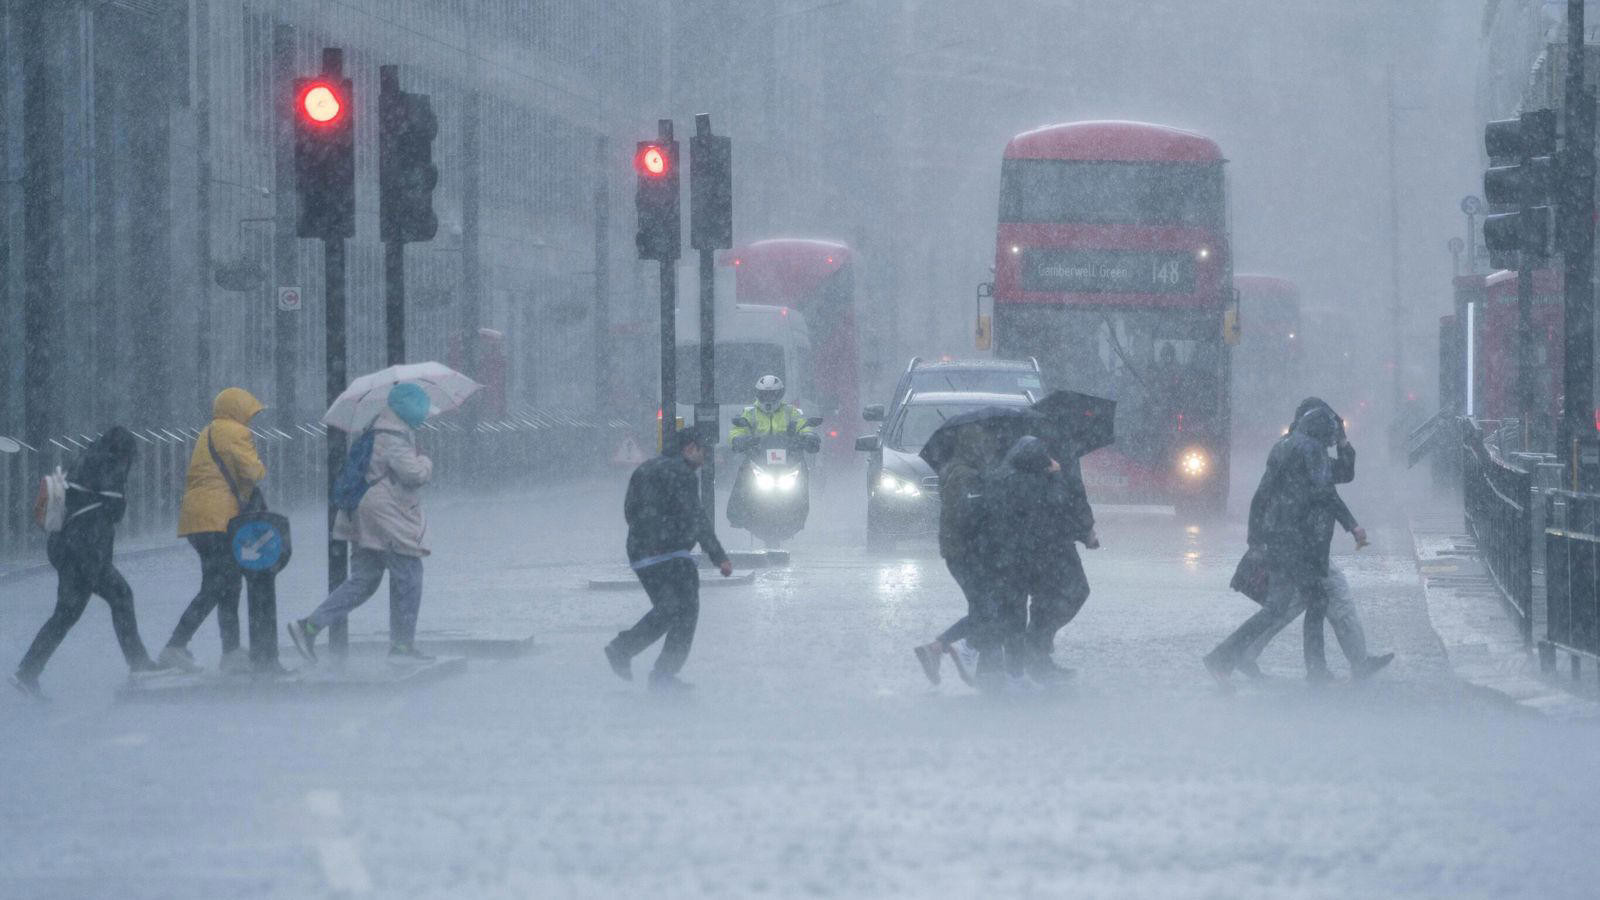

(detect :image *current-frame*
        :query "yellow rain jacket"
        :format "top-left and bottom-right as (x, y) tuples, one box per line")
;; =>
(177, 388), (267, 536)
(729, 403), (813, 440)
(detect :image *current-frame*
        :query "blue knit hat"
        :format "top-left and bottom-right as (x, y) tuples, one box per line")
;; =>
(387, 383), (432, 427)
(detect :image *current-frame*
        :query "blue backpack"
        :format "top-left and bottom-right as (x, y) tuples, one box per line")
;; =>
(331, 428), (404, 512)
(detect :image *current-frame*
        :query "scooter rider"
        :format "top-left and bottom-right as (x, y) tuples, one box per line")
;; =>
(728, 375), (816, 447)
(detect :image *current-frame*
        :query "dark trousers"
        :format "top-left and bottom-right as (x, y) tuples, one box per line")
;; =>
(167, 532), (278, 665)
(18, 557), (152, 680)
(1026, 560), (1090, 668)
(612, 557), (700, 677)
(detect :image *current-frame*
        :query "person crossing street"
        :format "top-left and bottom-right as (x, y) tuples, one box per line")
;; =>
(605, 428), (732, 693)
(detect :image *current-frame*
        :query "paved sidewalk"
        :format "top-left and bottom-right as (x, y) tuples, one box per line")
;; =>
(1409, 505), (1600, 719)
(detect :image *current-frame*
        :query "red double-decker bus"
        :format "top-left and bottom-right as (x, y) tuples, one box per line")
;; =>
(729, 238), (863, 464)
(1233, 274), (1304, 445)
(992, 121), (1233, 511)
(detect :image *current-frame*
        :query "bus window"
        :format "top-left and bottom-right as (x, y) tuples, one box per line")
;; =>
(999, 160), (1224, 227)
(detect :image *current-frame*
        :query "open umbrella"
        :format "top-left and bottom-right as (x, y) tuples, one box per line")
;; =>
(918, 406), (1045, 471)
(322, 361), (482, 433)
(1032, 389), (1116, 457)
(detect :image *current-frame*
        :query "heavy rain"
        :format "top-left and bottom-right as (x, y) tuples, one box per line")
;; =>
(2, 1), (1599, 897)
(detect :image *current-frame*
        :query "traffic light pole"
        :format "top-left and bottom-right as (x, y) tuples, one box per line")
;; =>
(326, 234), (349, 658)
(695, 114), (718, 519)
(655, 119), (678, 445)
(381, 66), (406, 368)
(1564, 0), (1597, 490)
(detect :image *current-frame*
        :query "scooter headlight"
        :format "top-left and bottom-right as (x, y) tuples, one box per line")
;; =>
(755, 469), (777, 492)
(778, 470), (800, 492)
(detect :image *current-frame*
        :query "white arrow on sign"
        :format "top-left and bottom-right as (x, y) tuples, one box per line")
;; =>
(278, 286), (302, 312)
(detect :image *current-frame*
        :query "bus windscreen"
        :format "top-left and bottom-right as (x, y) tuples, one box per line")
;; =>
(999, 160), (1223, 227)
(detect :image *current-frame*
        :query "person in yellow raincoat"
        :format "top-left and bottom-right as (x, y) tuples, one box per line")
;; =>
(158, 387), (281, 674)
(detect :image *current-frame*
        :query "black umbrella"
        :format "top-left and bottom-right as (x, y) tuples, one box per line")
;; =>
(918, 406), (1045, 471)
(1032, 389), (1116, 457)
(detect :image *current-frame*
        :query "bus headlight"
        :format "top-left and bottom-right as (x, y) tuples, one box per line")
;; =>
(1179, 448), (1209, 479)
(877, 472), (921, 497)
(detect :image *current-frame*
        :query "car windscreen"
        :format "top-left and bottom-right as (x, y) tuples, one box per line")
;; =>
(907, 368), (1041, 397)
(676, 342), (785, 404)
(892, 403), (1011, 451)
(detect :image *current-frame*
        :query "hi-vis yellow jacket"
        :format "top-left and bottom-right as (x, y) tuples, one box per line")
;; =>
(729, 403), (813, 441)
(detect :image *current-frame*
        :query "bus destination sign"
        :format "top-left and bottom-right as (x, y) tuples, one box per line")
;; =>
(1021, 250), (1195, 294)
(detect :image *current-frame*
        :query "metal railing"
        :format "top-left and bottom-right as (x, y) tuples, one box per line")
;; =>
(1, 409), (632, 564)
(1541, 490), (1600, 678)
(1461, 419), (1535, 646)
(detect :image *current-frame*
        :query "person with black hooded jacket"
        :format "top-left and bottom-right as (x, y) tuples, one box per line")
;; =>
(604, 429), (732, 692)
(1205, 403), (1391, 685)
(11, 427), (166, 698)
(989, 436), (1098, 684)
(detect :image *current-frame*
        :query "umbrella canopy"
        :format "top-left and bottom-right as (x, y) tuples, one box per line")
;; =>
(322, 361), (482, 433)
(918, 406), (1045, 471)
(1032, 389), (1116, 456)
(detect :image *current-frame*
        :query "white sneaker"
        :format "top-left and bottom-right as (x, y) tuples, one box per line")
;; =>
(219, 648), (251, 675)
(157, 646), (202, 674)
(947, 640), (980, 687)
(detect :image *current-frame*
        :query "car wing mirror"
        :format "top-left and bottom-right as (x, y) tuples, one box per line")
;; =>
(855, 434), (881, 452)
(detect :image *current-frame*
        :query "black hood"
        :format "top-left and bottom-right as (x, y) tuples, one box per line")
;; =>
(1003, 435), (1053, 473)
(75, 426), (137, 489)
(1294, 405), (1340, 446)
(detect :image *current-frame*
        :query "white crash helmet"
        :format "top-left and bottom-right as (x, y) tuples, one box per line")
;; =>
(755, 374), (785, 413)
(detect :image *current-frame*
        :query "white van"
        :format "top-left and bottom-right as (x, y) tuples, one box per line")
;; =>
(674, 302), (816, 452)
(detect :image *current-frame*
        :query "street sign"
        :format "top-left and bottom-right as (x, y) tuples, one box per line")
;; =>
(278, 286), (303, 311)
(1461, 195), (1483, 216)
(1447, 237), (1466, 254)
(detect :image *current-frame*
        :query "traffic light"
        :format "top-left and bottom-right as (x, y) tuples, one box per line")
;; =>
(635, 138), (680, 261)
(1482, 109), (1556, 267)
(690, 121), (732, 251)
(293, 74), (355, 240)
(379, 67), (439, 244)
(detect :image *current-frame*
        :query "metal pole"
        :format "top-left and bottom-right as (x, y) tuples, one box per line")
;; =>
(1517, 252), (1534, 450)
(325, 235), (348, 657)
(382, 66), (405, 369)
(1565, 0), (1597, 490)
(658, 119), (677, 444)
(322, 48), (349, 658)
(194, 0), (213, 414)
(273, 24), (298, 426)
(593, 137), (612, 415)
(385, 242), (404, 366)
(696, 115), (717, 517)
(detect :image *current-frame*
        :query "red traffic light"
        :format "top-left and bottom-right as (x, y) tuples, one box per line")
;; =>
(636, 144), (668, 177)
(300, 82), (343, 124)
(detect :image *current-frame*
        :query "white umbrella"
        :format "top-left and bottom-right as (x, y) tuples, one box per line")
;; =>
(322, 361), (482, 433)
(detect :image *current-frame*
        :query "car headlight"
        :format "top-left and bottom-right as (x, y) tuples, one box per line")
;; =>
(1179, 448), (1209, 479)
(755, 469), (777, 491)
(877, 472), (921, 497)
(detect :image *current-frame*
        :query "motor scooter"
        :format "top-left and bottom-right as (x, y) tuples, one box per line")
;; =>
(727, 415), (822, 547)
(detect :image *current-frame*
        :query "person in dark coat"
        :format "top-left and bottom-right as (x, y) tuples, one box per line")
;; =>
(988, 436), (1098, 685)
(1205, 402), (1391, 685)
(604, 429), (732, 692)
(12, 427), (166, 698)
(913, 424), (997, 686)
